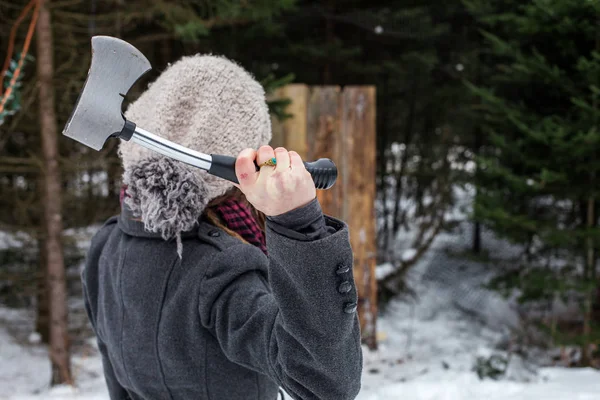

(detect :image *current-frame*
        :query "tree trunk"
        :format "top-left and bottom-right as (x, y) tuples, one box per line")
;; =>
(377, 71), (390, 261)
(583, 23), (600, 366)
(391, 77), (419, 236)
(581, 196), (594, 366)
(36, 231), (50, 344)
(472, 125), (482, 254)
(472, 48), (484, 254)
(36, 0), (72, 385)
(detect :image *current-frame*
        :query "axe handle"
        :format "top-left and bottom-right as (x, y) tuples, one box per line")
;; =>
(210, 154), (338, 190)
(132, 126), (213, 170)
(130, 125), (337, 190)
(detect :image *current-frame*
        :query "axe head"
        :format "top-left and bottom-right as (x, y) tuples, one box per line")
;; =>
(63, 36), (151, 150)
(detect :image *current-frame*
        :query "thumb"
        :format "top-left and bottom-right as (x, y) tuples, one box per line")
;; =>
(235, 148), (258, 188)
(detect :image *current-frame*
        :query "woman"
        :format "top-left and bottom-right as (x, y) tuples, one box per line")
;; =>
(81, 54), (363, 400)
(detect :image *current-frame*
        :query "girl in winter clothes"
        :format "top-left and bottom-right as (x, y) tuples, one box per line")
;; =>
(81, 54), (363, 400)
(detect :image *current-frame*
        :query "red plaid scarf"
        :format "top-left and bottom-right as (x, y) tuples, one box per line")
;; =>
(215, 198), (267, 255)
(120, 186), (266, 254)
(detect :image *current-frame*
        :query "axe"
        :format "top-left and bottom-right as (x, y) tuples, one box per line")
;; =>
(63, 36), (337, 190)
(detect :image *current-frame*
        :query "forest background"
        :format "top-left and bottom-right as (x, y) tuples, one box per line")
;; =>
(1, 0), (599, 387)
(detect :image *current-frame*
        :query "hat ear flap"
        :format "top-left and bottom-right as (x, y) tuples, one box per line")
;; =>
(123, 156), (209, 254)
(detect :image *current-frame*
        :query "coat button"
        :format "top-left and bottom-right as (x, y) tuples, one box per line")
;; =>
(343, 302), (357, 314)
(208, 230), (220, 237)
(338, 281), (352, 294)
(336, 264), (350, 274)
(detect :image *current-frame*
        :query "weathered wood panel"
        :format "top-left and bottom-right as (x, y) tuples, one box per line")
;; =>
(269, 84), (378, 350)
(306, 86), (343, 217)
(341, 86), (377, 350)
(269, 84), (309, 158)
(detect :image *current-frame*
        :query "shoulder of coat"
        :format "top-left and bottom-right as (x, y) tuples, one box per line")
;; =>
(103, 215), (119, 228)
(95, 215), (119, 238)
(196, 221), (243, 251)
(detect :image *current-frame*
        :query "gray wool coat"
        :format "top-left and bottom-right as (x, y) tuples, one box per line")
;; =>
(81, 198), (363, 400)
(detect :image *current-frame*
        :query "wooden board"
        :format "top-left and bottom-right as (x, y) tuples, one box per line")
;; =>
(270, 84), (309, 158)
(341, 86), (377, 349)
(306, 86), (343, 217)
(268, 84), (378, 350)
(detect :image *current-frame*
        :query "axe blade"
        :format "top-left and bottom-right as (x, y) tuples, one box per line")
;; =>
(62, 36), (151, 151)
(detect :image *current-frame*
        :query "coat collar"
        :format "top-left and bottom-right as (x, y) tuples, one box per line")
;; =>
(117, 203), (201, 240)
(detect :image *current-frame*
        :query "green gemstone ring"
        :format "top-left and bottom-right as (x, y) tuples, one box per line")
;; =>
(259, 157), (277, 167)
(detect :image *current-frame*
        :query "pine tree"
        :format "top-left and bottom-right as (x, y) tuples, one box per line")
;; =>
(36, 0), (72, 384)
(466, 0), (600, 364)
(1, 0), (300, 386)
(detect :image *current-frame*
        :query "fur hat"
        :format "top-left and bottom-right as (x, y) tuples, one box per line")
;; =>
(119, 55), (272, 253)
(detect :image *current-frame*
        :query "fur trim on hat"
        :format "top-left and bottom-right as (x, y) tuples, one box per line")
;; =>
(118, 54), (272, 252)
(124, 157), (208, 256)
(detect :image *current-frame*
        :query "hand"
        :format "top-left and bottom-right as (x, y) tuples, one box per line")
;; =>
(234, 146), (317, 216)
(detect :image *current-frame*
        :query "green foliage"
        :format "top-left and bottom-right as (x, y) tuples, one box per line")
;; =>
(473, 354), (509, 380)
(261, 72), (295, 121)
(152, 0), (296, 42)
(466, 0), (600, 350)
(0, 53), (34, 126)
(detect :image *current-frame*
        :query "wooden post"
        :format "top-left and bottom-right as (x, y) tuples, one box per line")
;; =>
(306, 86), (343, 216)
(270, 84), (309, 158)
(270, 85), (377, 350)
(341, 87), (377, 350)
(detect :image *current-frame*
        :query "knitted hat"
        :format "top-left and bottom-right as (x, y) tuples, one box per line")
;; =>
(119, 55), (272, 252)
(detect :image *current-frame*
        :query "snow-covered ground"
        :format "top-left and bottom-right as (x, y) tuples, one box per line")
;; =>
(3, 231), (600, 400)
(2, 282), (600, 400)
(2, 185), (600, 399)
(356, 280), (600, 399)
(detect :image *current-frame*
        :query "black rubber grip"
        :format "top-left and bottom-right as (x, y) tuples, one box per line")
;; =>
(208, 154), (239, 184)
(303, 158), (337, 190)
(208, 154), (337, 190)
(118, 119), (136, 141)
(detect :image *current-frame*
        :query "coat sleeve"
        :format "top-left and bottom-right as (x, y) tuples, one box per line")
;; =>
(198, 207), (363, 400)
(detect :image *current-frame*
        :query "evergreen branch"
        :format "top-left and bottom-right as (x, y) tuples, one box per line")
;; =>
(52, 9), (148, 21)
(47, 0), (84, 9)
(128, 33), (175, 44)
(0, 0), (30, 10)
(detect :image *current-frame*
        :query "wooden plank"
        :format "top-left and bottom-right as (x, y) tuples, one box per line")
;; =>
(270, 84), (378, 349)
(268, 84), (309, 154)
(269, 87), (286, 149)
(305, 86), (343, 217)
(341, 86), (377, 350)
(276, 84), (309, 158)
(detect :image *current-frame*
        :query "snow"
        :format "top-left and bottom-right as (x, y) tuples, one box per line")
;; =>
(27, 332), (41, 344)
(0, 311), (108, 399)
(401, 248), (417, 261)
(2, 287), (600, 399)
(0, 230), (28, 250)
(355, 278), (600, 399)
(357, 367), (600, 400)
(2, 184), (600, 399)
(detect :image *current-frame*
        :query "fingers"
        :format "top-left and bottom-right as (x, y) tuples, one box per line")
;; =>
(235, 146), (316, 216)
(289, 151), (305, 170)
(257, 145), (276, 166)
(274, 147), (291, 170)
(235, 148), (258, 187)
